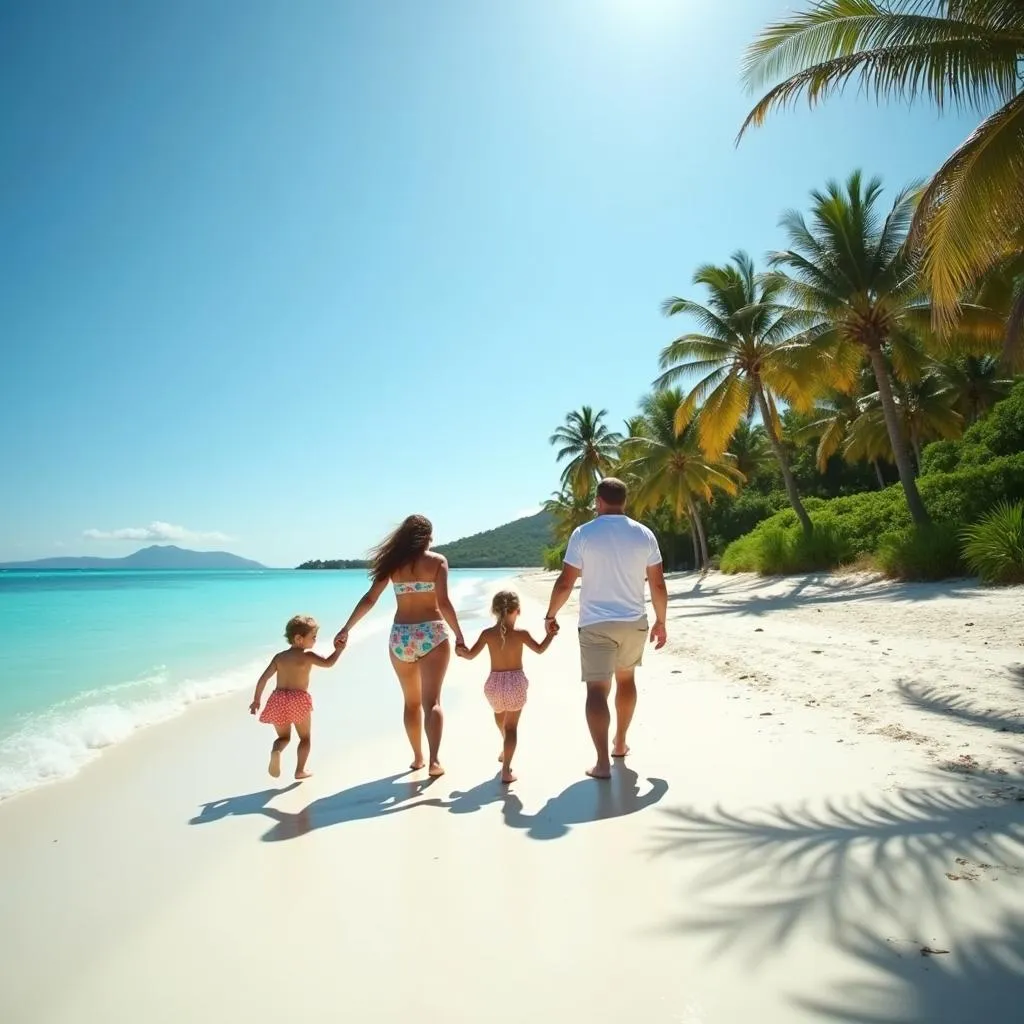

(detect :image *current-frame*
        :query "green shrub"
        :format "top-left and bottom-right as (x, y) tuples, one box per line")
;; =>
(875, 523), (964, 581)
(920, 380), (1024, 475)
(541, 543), (566, 571)
(919, 453), (1024, 524)
(961, 501), (1024, 584)
(720, 518), (851, 574)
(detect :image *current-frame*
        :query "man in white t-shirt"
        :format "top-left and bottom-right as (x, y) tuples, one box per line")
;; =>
(544, 477), (668, 779)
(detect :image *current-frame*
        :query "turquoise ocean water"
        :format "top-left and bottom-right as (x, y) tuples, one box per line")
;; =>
(0, 568), (511, 800)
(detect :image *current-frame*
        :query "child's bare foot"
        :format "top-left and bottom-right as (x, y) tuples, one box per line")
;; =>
(501, 770), (517, 784)
(410, 757), (426, 770)
(268, 751), (282, 778)
(586, 762), (612, 780)
(611, 743), (630, 758)
(295, 769), (313, 780)
(428, 761), (446, 777)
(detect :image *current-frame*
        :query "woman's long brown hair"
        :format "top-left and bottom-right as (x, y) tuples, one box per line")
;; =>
(369, 514), (433, 583)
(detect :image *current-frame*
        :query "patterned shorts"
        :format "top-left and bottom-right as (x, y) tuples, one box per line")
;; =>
(390, 620), (449, 663)
(259, 689), (313, 726)
(484, 670), (529, 713)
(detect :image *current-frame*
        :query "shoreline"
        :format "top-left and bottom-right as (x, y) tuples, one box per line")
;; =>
(0, 570), (511, 806)
(2, 570), (1022, 1022)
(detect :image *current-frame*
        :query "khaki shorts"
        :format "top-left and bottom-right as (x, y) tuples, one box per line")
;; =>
(578, 616), (649, 683)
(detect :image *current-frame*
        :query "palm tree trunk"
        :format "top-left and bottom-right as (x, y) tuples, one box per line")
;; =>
(688, 514), (701, 571)
(912, 434), (922, 474)
(687, 499), (710, 574)
(755, 385), (813, 535)
(873, 459), (885, 489)
(866, 347), (930, 526)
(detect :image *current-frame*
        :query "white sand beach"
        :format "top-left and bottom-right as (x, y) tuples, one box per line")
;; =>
(2, 571), (1023, 1023)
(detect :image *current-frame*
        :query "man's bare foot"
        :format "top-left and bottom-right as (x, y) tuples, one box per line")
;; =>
(410, 758), (426, 770)
(428, 761), (446, 777)
(501, 770), (517, 784)
(268, 751), (282, 778)
(586, 763), (612, 780)
(611, 743), (630, 758)
(295, 769), (313, 780)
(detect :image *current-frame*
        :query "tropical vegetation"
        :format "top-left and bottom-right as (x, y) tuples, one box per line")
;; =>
(541, 2), (1024, 583)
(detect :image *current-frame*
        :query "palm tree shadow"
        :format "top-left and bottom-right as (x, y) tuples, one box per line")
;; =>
(502, 767), (669, 840)
(189, 782), (302, 825)
(646, 781), (1024, 1007)
(797, 917), (1024, 1023)
(260, 772), (440, 841)
(897, 678), (1024, 735)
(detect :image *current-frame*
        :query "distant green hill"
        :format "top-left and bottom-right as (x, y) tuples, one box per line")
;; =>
(435, 511), (552, 568)
(295, 511), (553, 570)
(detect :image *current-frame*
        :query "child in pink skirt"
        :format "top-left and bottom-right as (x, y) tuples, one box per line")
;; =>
(249, 615), (343, 779)
(457, 591), (553, 783)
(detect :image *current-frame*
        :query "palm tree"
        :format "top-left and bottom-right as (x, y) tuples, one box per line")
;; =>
(543, 487), (594, 545)
(738, 1), (1024, 339)
(622, 389), (743, 569)
(728, 419), (774, 480)
(548, 406), (622, 498)
(847, 372), (964, 470)
(798, 389), (865, 472)
(934, 354), (1013, 423)
(768, 172), (936, 524)
(655, 251), (817, 534)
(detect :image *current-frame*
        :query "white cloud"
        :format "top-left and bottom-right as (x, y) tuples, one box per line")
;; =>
(82, 521), (231, 544)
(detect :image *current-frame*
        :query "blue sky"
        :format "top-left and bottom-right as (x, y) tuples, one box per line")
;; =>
(0, 0), (982, 567)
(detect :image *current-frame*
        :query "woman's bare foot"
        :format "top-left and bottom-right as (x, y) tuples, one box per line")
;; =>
(428, 761), (446, 777)
(586, 763), (612, 780)
(268, 751), (282, 778)
(410, 758), (426, 770)
(295, 769), (313, 780)
(611, 743), (630, 758)
(501, 770), (517, 784)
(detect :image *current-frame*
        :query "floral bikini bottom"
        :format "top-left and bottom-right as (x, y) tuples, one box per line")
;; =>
(390, 620), (449, 663)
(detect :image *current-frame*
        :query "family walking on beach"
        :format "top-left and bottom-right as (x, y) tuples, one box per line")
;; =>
(249, 477), (669, 783)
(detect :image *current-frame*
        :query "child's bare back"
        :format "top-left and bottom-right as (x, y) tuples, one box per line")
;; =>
(478, 626), (537, 672)
(269, 646), (322, 691)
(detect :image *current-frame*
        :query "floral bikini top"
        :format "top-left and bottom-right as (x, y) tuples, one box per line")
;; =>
(393, 580), (436, 595)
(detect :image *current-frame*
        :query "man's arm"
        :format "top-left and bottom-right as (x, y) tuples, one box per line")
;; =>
(544, 562), (580, 631)
(646, 562), (668, 649)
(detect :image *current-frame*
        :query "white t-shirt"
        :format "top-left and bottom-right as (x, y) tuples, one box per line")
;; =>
(563, 515), (663, 628)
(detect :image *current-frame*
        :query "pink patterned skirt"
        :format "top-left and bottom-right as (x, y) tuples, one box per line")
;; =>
(259, 689), (313, 726)
(484, 670), (529, 713)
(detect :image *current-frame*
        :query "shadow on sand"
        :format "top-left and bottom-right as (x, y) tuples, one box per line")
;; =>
(648, 778), (1024, 1022)
(667, 573), (983, 618)
(421, 764), (669, 840)
(189, 772), (439, 841)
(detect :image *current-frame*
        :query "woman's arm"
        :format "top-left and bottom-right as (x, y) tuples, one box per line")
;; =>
(334, 577), (389, 646)
(433, 557), (465, 648)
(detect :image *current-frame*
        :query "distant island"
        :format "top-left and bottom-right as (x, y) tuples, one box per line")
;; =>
(296, 558), (371, 570)
(296, 511), (553, 570)
(0, 545), (267, 571)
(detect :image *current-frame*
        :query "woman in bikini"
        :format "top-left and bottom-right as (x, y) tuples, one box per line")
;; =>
(334, 514), (466, 777)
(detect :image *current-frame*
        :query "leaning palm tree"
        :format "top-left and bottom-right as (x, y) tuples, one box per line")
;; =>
(738, 0), (1024, 340)
(934, 354), (1013, 423)
(655, 251), (817, 534)
(622, 389), (743, 569)
(768, 172), (935, 524)
(848, 372), (964, 470)
(548, 406), (622, 498)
